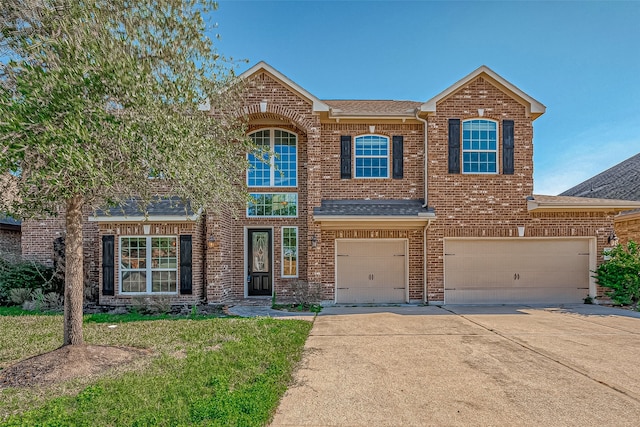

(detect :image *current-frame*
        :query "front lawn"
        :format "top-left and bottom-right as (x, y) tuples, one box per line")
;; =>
(0, 310), (312, 426)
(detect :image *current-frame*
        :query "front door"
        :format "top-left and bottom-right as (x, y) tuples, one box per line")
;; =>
(248, 229), (272, 296)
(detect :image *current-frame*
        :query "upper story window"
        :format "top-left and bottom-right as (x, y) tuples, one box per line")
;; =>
(247, 129), (297, 187)
(354, 135), (389, 178)
(462, 119), (497, 174)
(247, 193), (298, 217)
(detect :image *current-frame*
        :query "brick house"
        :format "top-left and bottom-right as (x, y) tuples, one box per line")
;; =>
(0, 216), (21, 262)
(20, 63), (640, 305)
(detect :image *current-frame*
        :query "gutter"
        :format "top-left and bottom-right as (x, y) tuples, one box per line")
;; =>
(423, 218), (433, 304)
(415, 109), (429, 207)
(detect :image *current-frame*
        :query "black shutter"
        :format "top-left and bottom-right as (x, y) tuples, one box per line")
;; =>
(179, 235), (192, 294)
(502, 120), (514, 175)
(340, 135), (352, 179)
(392, 136), (404, 179)
(102, 235), (115, 296)
(448, 119), (461, 174)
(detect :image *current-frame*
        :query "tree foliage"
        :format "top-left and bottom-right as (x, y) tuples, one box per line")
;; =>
(0, 0), (251, 216)
(0, 0), (252, 345)
(594, 241), (640, 307)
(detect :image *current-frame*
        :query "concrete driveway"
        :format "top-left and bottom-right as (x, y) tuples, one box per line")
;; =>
(270, 305), (640, 426)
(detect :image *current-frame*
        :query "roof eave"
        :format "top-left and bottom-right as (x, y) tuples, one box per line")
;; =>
(527, 200), (640, 213)
(89, 214), (200, 223)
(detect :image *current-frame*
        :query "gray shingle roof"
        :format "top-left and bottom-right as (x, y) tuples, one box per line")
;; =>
(560, 153), (640, 200)
(94, 197), (196, 218)
(0, 215), (21, 228)
(323, 100), (422, 117)
(314, 199), (433, 217)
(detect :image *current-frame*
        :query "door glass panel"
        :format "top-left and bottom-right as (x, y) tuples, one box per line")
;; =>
(252, 232), (269, 272)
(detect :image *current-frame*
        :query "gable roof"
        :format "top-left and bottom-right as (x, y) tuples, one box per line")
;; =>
(238, 61), (330, 112)
(420, 65), (546, 120)
(559, 153), (640, 201)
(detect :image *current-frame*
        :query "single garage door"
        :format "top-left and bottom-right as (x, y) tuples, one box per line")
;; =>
(336, 240), (407, 303)
(444, 238), (591, 304)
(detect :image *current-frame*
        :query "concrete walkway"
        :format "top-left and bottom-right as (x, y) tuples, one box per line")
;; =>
(270, 304), (640, 426)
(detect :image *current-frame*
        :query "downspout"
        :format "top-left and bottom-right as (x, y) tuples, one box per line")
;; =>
(415, 110), (428, 207)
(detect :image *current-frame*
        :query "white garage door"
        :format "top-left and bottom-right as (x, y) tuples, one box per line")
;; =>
(444, 238), (591, 304)
(336, 240), (407, 304)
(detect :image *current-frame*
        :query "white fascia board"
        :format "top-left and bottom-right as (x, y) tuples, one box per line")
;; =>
(421, 65), (546, 118)
(89, 214), (199, 222)
(527, 200), (640, 212)
(239, 61), (330, 112)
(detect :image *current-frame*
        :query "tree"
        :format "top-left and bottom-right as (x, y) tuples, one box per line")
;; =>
(0, 0), (251, 345)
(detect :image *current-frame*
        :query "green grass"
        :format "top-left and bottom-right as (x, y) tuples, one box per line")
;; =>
(0, 312), (312, 426)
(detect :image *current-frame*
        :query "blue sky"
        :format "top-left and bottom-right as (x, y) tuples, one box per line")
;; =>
(211, 0), (640, 195)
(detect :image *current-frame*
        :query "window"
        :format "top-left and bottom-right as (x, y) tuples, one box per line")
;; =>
(247, 129), (297, 187)
(354, 135), (389, 178)
(462, 119), (497, 174)
(248, 193), (298, 217)
(282, 227), (298, 277)
(120, 236), (178, 294)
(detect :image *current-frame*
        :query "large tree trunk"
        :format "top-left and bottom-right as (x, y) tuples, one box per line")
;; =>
(63, 194), (84, 346)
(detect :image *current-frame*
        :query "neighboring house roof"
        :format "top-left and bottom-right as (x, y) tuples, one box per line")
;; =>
(559, 153), (640, 201)
(314, 200), (435, 224)
(0, 215), (21, 231)
(324, 100), (422, 118)
(527, 194), (640, 212)
(238, 61), (330, 112)
(421, 65), (546, 120)
(89, 197), (199, 222)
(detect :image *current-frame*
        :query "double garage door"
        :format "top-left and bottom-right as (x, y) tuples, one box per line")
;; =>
(336, 240), (407, 304)
(444, 238), (592, 304)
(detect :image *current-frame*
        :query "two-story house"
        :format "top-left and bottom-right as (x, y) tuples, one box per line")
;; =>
(20, 62), (640, 306)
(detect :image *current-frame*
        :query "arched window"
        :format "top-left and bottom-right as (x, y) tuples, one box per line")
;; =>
(247, 129), (297, 187)
(462, 119), (498, 174)
(354, 134), (389, 178)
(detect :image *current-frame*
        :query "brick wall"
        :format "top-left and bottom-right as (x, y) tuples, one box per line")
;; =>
(614, 211), (640, 245)
(21, 211), (99, 301)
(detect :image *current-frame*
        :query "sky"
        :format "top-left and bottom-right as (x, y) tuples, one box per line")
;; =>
(209, 0), (640, 195)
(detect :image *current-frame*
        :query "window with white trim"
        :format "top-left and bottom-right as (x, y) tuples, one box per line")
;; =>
(282, 227), (298, 277)
(247, 129), (297, 187)
(354, 135), (389, 178)
(247, 193), (298, 217)
(120, 236), (178, 294)
(462, 119), (497, 174)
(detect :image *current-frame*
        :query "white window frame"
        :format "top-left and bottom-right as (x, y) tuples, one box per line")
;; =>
(462, 119), (498, 175)
(119, 236), (178, 295)
(247, 128), (298, 188)
(281, 226), (298, 278)
(354, 134), (390, 179)
(247, 193), (298, 218)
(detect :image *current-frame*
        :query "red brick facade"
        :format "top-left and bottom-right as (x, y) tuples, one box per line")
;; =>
(20, 63), (634, 306)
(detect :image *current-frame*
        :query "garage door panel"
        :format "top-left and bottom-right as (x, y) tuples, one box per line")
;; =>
(336, 240), (407, 304)
(444, 239), (591, 304)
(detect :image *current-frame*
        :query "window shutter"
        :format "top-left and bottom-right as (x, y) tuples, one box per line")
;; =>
(448, 119), (461, 174)
(179, 235), (193, 294)
(102, 235), (115, 296)
(392, 136), (404, 179)
(502, 120), (515, 175)
(340, 135), (352, 179)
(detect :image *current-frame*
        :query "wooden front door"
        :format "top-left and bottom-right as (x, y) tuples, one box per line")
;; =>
(248, 229), (272, 296)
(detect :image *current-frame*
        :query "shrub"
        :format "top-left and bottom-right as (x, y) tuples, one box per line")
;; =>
(594, 240), (640, 307)
(0, 257), (64, 305)
(8, 287), (33, 305)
